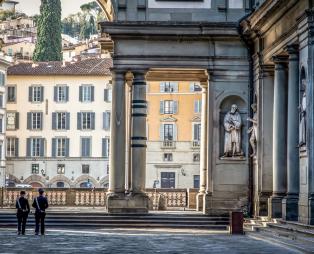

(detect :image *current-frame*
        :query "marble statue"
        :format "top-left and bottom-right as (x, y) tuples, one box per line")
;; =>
(299, 80), (307, 147)
(223, 104), (243, 157)
(247, 103), (258, 157)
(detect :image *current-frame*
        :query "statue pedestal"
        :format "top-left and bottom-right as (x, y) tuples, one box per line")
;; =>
(282, 194), (299, 221)
(268, 196), (284, 218)
(107, 193), (149, 214)
(196, 193), (205, 211)
(220, 156), (246, 161)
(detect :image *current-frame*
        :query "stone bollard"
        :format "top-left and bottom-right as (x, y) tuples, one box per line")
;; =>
(230, 211), (244, 235)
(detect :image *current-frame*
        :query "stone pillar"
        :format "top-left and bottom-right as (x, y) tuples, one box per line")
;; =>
(204, 75), (214, 214)
(197, 84), (208, 211)
(126, 70), (149, 213)
(268, 56), (288, 218)
(282, 45), (300, 221)
(108, 70), (126, 194)
(131, 71), (148, 194)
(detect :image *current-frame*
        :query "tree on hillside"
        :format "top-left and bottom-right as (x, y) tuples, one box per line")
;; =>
(33, 0), (62, 62)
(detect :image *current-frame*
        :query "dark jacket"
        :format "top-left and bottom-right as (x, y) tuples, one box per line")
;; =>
(32, 195), (49, 213)
(16, 197), (30, 214)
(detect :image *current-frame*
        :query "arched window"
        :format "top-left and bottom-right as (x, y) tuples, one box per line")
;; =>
(56, 182), (65, 188)
(80, 182), (92, 188)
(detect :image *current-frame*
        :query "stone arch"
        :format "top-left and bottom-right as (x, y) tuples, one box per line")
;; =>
(49, 175), (72, 188)
(8, 174), (21, 184)
(23, 175), (46, 187)
(99, 175), (109, 188)
(73, 175), (100, 188)
(217, 94), (248, 158)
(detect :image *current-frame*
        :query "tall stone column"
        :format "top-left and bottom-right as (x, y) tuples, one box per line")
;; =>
(268, 56), (288, 218)
(205, 75), (214, 214)
(108, 70), (126, 194)
(282, 45), (300, 221)
(131, 71), (148, 194)
(196, 84), (208, 211)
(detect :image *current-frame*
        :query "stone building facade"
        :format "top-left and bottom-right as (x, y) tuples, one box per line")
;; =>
(5, 58), (112, 188)
(98, 0), (314, 224)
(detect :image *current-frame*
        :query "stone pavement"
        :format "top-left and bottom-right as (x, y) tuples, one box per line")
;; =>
(0, 229), (303, 254)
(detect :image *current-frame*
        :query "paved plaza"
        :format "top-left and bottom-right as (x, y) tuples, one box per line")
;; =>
(0, 229), (303, 254)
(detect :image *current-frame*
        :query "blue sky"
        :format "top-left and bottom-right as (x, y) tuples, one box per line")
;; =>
(15, 0), (91, 18)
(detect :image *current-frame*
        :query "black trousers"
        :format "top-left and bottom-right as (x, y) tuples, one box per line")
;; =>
(35, 212), (46, 235)
(17, 212), (28, 234)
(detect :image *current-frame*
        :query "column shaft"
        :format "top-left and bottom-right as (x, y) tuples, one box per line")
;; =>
(199, 86), (208, 193)
(131, 71), (147, 193)
(109, 71), (126, 193)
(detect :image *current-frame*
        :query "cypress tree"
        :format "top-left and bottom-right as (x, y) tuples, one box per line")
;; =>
(33, 0), (62, 62)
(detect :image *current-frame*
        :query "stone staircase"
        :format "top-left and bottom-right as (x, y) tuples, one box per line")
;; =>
(0, 210), (230, 230)
(244, 217), (314, 253)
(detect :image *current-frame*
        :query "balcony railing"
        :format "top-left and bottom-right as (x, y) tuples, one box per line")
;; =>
(191, 140), (201, 148)
(161, 140), (176, 149)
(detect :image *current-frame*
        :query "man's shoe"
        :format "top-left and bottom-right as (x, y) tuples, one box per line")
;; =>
(17, 232), (21, 235)
(35, 232), (39, 235)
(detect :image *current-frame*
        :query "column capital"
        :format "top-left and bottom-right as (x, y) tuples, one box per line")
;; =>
(286, 44), (299, 61)
(258, 64), (274, 78)
(272, 55), (289, 64)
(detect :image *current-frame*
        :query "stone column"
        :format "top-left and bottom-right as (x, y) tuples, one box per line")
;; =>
(131, 71), (147, 194)
(108, 70), (126, 194)
(282, 45), (300, 221)
(268, 56), (288, 218)
(205, 74), (214, 214)
(196, 84), (208, 211)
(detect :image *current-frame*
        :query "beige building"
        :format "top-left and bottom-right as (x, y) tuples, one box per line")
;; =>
(2, 40), (35, 60)
(146, 81), (202, 189)
(0, 53), (11, 187)
(6, 58), (112, 188)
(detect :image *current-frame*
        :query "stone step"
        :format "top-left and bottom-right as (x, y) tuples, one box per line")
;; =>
(267, 223), (314, 237)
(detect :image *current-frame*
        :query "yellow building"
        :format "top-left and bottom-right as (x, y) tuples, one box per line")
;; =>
(146, 81), (202, 189)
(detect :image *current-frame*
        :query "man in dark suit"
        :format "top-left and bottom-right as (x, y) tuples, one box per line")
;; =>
(16, 190), (30, 235)
(32, 188), (49, 235)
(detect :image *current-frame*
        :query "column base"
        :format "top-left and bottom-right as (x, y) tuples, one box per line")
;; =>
(282, 195), (299, 221)
(268, 195), (284, 219)
(107, 193), (149, 214)
(196, 192), (205, 212)
(308, 195), (314, 225)
(254, 192), (271, 217)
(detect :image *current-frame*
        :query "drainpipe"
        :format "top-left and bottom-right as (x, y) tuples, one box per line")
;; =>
(237, 8), (255, 217)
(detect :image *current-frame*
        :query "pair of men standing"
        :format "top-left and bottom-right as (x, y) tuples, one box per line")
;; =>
(15, 188), (49, 235)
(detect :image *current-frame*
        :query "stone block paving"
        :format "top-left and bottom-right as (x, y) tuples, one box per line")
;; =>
(0, 229), (303, 254)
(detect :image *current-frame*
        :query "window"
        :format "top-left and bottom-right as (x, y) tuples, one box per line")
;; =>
(103, 112), (111, 130)
(6, 137), (18, 157)
(57, 112), (66, 130)
(31, 138), (41, 157)
(56, 182), (65, 188)
(193, 153), (200, 162)
(229, 0), (243, 8)
(55, 85), (68, 102)
(193, 123), (201, 141)
(57, 164), (65, 174)
(78, 112), (95, 130)
(0, 94), (3, 108)
(160, 100), (178, 114)
(164, 124), (174, 141)
(160, 172), (175, 188)
(80, 85), (94, 102)
(190, 82), (202, 92)
(29, 86), (43, 102)
(194, 175), (200, 188)
(160, 82), (178, 93)
(104, 88), (112, 102)
(52, 112), (69, 130)
(82, 164), (90, 174)
(0, 116), (3, 133)
(31, 164), (39, 174)
(7, 86), (16, 102)
(0, 72), (5, 86)
(102, 138), (110, 158)
(81, 137), (91, 157)
(6, 112), (19, 130)
(163, 153), (173, 162)
(57, 138), (66, 157)
(28, 112), (42, 130)
(194, 100), (202, 113)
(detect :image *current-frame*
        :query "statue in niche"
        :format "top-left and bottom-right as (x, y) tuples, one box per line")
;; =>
(222, 104), (243, 158)
(299, 79), (307, 147)
(247, 103), (258, 157)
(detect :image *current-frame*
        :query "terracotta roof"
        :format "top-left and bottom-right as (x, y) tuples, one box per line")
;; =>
(7, 58), (112, 76)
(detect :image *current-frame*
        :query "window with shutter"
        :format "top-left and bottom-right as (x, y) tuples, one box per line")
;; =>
(229, 0), (243, 8)
(103, 112), (110, 130)
(7, 86), (16, 102)
(81, 137), (91, 157)
(6, 137), (17, 157)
